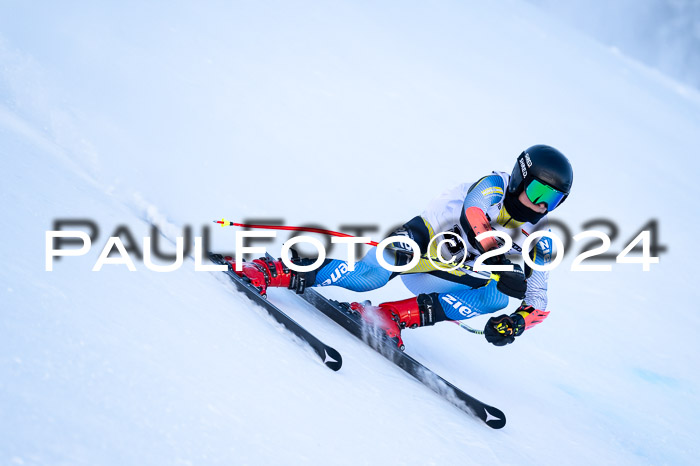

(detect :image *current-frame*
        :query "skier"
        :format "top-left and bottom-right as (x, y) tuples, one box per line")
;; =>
(228, 145), (573, 349)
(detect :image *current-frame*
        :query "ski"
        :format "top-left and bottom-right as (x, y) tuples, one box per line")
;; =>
(209, 253), (342, 371)
(297, 288), (506, 429)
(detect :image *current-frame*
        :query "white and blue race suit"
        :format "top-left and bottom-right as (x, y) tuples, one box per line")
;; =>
(311, 171), (553, 321)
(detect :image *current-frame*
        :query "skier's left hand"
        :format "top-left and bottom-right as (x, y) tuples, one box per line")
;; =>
(484, 313), (525, 346)
(483, 256), (527, 299)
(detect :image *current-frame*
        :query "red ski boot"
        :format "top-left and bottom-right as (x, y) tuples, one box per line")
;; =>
(223, 253), (319, 296)
(349, 294), (445, 351)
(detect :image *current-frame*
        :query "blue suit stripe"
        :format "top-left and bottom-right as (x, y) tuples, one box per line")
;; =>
(463, 174), (506, 211)
(437, 280), (509, 320)
(313, 248), (393, 292)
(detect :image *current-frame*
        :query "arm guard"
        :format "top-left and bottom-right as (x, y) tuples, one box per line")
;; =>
(512, 304), (550, 335)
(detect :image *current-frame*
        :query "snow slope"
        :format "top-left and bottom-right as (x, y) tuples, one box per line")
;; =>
(2, 1), (700, 464)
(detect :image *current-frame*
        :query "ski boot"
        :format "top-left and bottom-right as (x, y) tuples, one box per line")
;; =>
(348, 294), (445, 351)
(223, 252), (320, 296)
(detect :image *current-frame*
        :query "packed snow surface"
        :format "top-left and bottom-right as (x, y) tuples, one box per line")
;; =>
(1, 1), (699, 464)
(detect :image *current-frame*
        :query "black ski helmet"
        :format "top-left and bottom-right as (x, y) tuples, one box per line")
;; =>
(504, 145), (573, 223)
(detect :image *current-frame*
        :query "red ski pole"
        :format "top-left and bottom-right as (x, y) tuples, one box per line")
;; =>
(213, 218), (379, 246)
(213, 218), (492, 279)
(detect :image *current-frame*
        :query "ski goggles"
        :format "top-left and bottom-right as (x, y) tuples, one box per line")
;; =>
(524, 179), (567, 210)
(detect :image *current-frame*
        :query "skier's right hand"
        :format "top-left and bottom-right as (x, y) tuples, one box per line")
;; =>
(484, 313), (525, 346)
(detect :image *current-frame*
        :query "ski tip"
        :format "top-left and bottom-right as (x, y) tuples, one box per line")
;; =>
(322, 346), (343, 371)
(481, 406), (507, 429)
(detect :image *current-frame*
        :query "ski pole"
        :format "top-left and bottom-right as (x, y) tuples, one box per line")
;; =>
(213, 218), (493, 278)
(214, 218), (379, 246)
(451, 320), (484, 335)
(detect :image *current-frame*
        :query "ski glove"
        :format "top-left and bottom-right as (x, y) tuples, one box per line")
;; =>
(484, 313), (526, 346)
(485, 258), (527, 300)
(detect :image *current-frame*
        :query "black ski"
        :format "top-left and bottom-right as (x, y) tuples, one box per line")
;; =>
(297, 288), (506, 429)
(209, 253), (342, 371)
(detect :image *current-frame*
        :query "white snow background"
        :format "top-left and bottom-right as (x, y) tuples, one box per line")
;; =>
(1, 1), (699, 465)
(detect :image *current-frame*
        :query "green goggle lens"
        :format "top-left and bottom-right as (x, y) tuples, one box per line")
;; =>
(524, 179), (567, 210)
